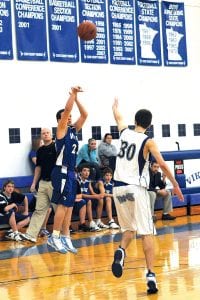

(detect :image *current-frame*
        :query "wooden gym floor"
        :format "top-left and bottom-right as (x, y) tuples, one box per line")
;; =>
(1, 215), (200, 299)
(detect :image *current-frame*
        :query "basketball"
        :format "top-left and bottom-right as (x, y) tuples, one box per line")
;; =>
(77, 21), (97, 41)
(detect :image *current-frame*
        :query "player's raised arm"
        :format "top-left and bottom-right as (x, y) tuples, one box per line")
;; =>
(73, 89), (88, 132)
(57, 86), (83, 139)
(112, 97), (127, 132)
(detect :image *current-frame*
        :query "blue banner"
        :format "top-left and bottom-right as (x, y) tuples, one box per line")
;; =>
(78, 0), (108, 64)
(135, 0), (161, 66)
(47, 0), (79, 62)
(0, 0), (13, 59)
(14, 0), (48, 61)
(161, 1), (187, 66)
(108, 0), (135, 65)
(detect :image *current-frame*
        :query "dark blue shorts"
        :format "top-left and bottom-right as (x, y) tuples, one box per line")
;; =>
(51, 166), (77, 207)
(73, 199), (86, 216)
(0, 210), (30, 225)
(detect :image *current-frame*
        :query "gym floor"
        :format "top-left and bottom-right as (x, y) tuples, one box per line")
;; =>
(0, 215), (200, 299)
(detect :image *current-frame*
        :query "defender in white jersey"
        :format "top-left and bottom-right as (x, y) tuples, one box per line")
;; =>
(111, 98), (184, 295)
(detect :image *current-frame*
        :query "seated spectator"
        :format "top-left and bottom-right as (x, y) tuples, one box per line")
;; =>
(77, 164), (107, 231)
(76, 138), (101, 180)
(72, 183), (90, 232)
(29, 137), (43, 173)
(2, 179), (29, 216)
(148, 162), (176, 222)
(98, 133), (117, 172)
(0, 180), (30, 241)
(100, 167), (119, 229)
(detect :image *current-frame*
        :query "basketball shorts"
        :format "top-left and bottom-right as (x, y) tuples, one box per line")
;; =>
(0, 210), (30, 224)
(51, 166), (77, 207)
(113, 184), (156, 235)
(73, 199), (86, 216)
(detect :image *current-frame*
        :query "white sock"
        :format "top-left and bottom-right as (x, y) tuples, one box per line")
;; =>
(60, 234), (70, 239)
(52, 230), (60, 237)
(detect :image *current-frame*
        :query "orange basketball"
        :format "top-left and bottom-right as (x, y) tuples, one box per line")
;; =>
(77, 21), (97, 41)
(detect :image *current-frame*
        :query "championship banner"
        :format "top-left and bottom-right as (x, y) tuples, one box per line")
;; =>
(135, 0), (161, 66)
(161, 1), (187, 66)
(0, 0), (13, 59)
(108, 0), (135, 65)
(14, 0), (48, 61)
(47, 0), (79, 62)
(78, 0), (108, 63)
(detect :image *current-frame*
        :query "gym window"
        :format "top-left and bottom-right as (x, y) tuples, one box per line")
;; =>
(110, 126), (119, 139)
(52, 127), (56, 140)
(178, 124), (186, 137)
(162, 124), (170, 137)
(77, 128), (83, 141)
(9, 128), (20, 144)
(193, 124), (200, 136)
(146, 125), (154, 138)
(31, 128), (41, 141)
(91, 126), (101, 140)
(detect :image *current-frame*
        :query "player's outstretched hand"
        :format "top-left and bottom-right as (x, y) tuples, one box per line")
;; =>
(71, 86), (83, 94)
(172, 185), (184, 202)
(112, 97), (119, 109)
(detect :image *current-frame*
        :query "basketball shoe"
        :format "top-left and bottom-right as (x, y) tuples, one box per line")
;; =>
(96, 220), (109, 229)
(5, 231), (22, 242)
(146, 271), (158, 294)
(108, 219), (120, 229)
(47, 235), (67, 254)
(111, 247), (125, 278)
(60, 235), (78, 254)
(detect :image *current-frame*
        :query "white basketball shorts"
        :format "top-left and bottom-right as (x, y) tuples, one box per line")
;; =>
(113, 184), (156, 235)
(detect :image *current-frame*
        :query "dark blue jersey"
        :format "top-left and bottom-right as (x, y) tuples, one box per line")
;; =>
(78, 177), (90, 195)
(0, 193), (8, 214)
(55, 126), (78, 171)
(103, 180), (113, 194)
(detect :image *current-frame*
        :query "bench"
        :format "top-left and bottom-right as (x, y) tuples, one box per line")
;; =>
(187, 193), (200, 215)
(0, 175), (111, 229)
(1, 174), (200, 229)
(154, 194), (189, 220)
(154, 187), (200, 219)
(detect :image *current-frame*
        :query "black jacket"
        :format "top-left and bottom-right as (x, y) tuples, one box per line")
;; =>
(148, 170), (166, 191)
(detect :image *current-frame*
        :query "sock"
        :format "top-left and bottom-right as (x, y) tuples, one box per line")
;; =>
(96, 219), (101, 224)
(147, 269), (155, 275)
(52, 230), (60, 237)
(60, 234), (69, 238)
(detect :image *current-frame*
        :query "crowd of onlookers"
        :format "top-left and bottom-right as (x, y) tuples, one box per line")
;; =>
(0, 132), (120, 242)
(0, 131), (176, 243)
